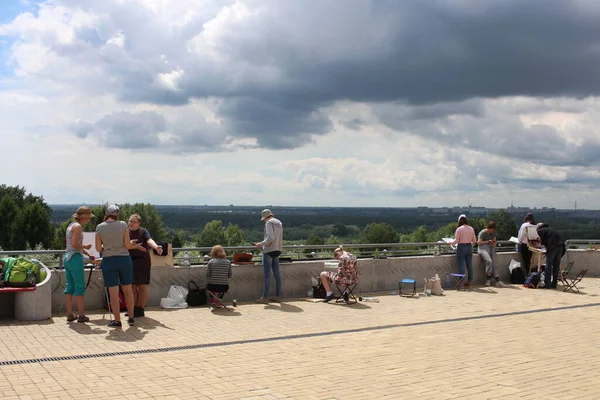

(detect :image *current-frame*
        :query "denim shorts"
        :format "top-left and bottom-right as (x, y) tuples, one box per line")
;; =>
(101, 255), (133, 288)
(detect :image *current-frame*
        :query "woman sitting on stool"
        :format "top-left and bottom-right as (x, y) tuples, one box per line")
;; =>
(320, 246), (359, 303)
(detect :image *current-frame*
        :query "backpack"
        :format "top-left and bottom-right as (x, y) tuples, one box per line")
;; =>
(523, 272), (540, 288)
(2, 258), (40, 287)
(510, 267), (526, 284)
(104, 286), (128, 311)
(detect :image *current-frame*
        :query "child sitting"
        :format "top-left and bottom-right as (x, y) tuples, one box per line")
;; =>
(206, 245), (232, 303)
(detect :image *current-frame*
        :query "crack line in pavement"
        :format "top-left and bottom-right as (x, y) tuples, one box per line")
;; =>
(2, 301), (599, 366)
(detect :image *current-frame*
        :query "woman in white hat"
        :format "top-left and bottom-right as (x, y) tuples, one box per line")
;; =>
(95, 204), (142, 328)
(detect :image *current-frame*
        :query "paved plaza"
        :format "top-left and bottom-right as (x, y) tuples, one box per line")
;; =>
(1, 279), (600, 400)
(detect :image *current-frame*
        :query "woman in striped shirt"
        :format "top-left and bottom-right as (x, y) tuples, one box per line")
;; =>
(206, 245), (232, 295)
(451, 214), (477, 287)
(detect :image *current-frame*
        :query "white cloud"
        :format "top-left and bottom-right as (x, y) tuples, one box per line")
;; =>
(1, 0), (600, 209)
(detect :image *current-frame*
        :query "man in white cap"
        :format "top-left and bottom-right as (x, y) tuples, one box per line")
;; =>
(254, 209), (283, 303)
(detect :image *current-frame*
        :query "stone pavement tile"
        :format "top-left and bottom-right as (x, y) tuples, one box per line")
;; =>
(1, 279), (600, 398)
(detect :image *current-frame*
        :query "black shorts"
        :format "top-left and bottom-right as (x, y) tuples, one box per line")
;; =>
(132, 257), (151, 285)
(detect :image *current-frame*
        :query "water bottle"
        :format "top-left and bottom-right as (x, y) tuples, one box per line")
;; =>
(361, 297), (379, 303)
(183, 251), (190, 267)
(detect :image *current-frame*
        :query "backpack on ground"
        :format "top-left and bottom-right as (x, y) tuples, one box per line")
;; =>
(510, 267), (527, 284)
(523, 272), (540, 288)
(2, 257), (40, 287)
(104, 286), (127, 311)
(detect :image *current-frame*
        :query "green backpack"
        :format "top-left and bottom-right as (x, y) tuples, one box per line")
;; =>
(1, 257), (40, 287)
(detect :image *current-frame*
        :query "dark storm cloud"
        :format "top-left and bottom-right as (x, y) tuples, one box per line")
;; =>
(71, 111), (166, 149)
(9, 0), (600, 152)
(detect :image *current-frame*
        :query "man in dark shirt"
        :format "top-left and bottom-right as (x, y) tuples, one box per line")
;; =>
(536, 223), (565, 289)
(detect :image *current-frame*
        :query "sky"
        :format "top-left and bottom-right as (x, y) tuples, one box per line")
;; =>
(1, 0), (600, 209)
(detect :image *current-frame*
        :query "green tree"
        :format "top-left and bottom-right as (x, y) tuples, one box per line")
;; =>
(331, 223), (349, 237)
(197, 220), (226, 247)
(486, 210), (517, 240)
(224, 223), (244, 246)
(0, 185), (53, 250)
(361, 222), (398, 243)
(171, 230), (186, 249)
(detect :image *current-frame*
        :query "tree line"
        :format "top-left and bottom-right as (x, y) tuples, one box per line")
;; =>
(2, 184), (598, 252)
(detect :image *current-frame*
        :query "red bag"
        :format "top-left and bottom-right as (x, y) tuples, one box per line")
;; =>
(104, 285), (127, 311)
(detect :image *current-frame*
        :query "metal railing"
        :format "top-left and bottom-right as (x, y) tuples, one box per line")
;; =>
(0, 240), (523, 268)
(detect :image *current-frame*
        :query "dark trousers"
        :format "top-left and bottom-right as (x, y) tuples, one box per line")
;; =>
(520, 243), (532, 272)
(545, 247), (561, 287)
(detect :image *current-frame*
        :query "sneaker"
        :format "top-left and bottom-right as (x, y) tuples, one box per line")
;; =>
(77, 315), (89, 323)
(254, 298), (269, 304)
(485, 279), (491, 286)
(127, 317), (135, 325)
(66, 314), (77, 322)
(324, 293), (335, 303)
(495, 280), (506, 287)
(268, 297), (281, 303)
(107, 320), (122, 328)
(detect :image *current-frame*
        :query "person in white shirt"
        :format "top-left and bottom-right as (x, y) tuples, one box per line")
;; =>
(517, 212), (536, 273)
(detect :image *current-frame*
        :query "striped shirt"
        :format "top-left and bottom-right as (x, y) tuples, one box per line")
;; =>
(65, 222), (83, 262)
(206, 258), (232, 285)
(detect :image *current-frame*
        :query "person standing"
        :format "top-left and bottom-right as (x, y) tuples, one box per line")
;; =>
(517, 212), (536, 273)
(96, 205), (140, 327)
(254, 209), (283, 303)
(536, 223), (565, 289)
(477, 221), (505, 287)
(64, 206), (95, 323)
(128, 213), (163, 317)
(451, 214), (477, 287)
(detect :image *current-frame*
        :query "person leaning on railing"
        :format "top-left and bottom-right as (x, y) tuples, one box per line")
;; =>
(477, 221), (506, 287)
(451, 214), (477, 287)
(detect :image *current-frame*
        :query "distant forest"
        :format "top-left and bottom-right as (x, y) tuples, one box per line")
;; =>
(50, 205), (600, 245)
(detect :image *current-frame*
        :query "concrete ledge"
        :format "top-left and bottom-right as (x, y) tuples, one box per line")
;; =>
(51, 250), (600, 313)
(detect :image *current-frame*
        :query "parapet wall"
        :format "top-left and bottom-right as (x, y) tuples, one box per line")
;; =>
(50, 250), (599, 312)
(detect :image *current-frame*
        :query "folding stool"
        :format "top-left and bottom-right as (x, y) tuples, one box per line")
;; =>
(447, 273), (467, 290)
(335, 282), (358, 304)
(399, 278), (416, 297)
(207, 290), (236, 311)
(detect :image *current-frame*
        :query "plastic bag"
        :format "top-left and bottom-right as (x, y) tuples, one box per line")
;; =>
(160, 285), (189, 309)
(508, 259), (521, 273)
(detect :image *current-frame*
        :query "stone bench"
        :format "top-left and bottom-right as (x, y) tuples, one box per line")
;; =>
(0, 263), (53, 321)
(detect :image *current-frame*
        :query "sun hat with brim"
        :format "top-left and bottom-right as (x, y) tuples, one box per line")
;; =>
(261, 209), (274, 221)
(72, 206), (95, 219)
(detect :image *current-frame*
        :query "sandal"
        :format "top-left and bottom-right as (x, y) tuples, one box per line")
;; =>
(77, 315), (89, 323)
(66, 314), (77, 322)
(107, 320), (122, 328)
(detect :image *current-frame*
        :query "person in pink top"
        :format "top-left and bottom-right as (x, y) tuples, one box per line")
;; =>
(451, 214), (477, 287)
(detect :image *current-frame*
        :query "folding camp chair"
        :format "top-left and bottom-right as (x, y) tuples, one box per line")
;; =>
(335, 282), (358, 304)
(446, 273), (467, 291)
(557, 261), (574, 287)
(563, 269), (588, 293)
(207, 289), (236, 311)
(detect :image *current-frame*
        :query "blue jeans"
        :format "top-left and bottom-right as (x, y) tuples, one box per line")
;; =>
(262, 253), (282, 298)
(456, 243), (474, 281)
